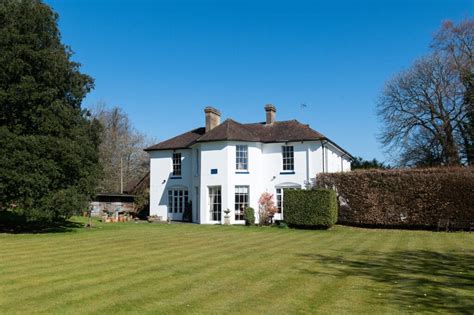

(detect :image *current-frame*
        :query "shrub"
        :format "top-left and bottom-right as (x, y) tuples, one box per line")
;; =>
(284, 189), (338, 228)
(243, 207), (255, 226)
(317, 167), (474, 229)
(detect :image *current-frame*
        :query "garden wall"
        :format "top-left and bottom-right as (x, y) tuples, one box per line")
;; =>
(316, 167), (474, 229)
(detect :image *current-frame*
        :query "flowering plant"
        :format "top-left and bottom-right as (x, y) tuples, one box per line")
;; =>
(258, 192), (277, 225)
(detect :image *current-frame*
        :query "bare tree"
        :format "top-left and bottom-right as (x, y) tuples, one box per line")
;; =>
(378, 19), (473, 166)
(378, 54), (464, 166)
(433, 19), (473, 78)
(432, 19), (474, 164)
(91, 104), (152, 193)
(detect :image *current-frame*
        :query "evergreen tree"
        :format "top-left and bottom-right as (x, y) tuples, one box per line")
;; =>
(0, 0), (101, 222)
(351, 157), (389, 170)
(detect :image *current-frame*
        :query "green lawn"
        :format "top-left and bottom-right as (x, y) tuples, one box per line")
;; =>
(0, 218), (473, 314)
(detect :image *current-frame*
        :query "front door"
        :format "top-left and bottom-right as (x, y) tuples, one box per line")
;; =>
(168, 188), (188, 221)
(209, 186), (222, 222)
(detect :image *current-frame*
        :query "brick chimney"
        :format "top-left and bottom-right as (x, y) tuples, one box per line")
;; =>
(265, 104), (276, 125)
(204, 107), (221, 132)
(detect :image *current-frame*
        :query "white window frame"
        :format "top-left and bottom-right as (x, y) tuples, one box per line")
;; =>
(282, 145), (294, 171)
(168, 188), (188, 213)
(209, 186), (222, 222)
(172, 152), (182, 176)
(234, 186), (249, 221)
(236, 145), (248, 171)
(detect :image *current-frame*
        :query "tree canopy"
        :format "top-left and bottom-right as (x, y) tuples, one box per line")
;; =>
(91, 104), (151, 194)
(0, 0), (100, 222)
(377, 19), (473, 167)
(351, 157), (389, 170)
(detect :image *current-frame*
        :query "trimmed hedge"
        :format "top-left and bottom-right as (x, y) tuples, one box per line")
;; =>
(317, 167), (474, 230)
(284, 189), (338, 228)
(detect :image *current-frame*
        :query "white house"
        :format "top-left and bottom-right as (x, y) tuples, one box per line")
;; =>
(145, 105), (352, 224)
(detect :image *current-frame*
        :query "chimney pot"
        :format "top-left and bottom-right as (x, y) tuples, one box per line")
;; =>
(204, 106), (221, 132)
(264, 104), (276, 125)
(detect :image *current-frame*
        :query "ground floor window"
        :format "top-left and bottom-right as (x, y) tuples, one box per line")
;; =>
(209, 186), (221, 221)
(276, 187), (299, 214)
(168, 188), (188, 213)
(276, 188), (283, 213)
(234, 186), (249, 221)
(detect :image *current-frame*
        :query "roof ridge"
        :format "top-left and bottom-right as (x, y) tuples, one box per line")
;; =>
(243, 119), (298, 126)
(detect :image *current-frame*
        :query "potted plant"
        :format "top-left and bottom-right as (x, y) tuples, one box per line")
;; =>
(224, 209), (231, 225)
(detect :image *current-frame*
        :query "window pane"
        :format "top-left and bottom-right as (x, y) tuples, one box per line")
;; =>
(173, 153), (182, 176)
(236, 145), (248, 170)
(168, 188), (188, 215)
(234, 185), (249, 221)
(168, 191), (173, 213)
(282, 146), (294, 171)
(276, 188), (282, 213)
(209, 187), (222, 221)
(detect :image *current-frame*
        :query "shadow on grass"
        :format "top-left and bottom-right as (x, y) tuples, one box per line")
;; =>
(298, 250), (474, 313)
(0, 211), (83, 234)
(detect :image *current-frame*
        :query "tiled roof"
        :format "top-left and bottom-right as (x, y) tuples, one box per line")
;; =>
(144, 119), (351, 157)
(195, 119), (326, 142)
(196, 119), (261, 142)
(144, 127), (205, 151)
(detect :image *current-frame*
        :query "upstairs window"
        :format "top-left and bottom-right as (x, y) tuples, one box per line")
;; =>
(172, 153), (182, 176)
(236, 145), (248, 171)
(282, 146), (294, 171)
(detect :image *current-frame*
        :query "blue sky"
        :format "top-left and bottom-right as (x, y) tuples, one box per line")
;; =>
(46, 0), (472, 162)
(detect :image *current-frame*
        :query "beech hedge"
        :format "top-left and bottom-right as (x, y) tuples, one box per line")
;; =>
(284, 189), (337, 228)
(317, 167), (474, 229)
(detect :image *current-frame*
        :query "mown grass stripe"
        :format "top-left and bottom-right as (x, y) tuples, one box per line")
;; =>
(40, 230), (297, 313)
(0, 218), (472, 314)
(1, 229), (269, 302)
(288, 226), (381, 314)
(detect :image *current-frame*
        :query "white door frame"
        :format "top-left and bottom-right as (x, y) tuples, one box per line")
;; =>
(208, 186), (222, 223)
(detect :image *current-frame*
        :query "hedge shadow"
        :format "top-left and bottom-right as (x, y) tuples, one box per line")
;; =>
(297, 249), (474, 313)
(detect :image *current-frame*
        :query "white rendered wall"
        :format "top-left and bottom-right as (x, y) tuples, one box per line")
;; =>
(149, 149), (193, 220)
(225, 142), (263, 224)
(197, 142), (229, 224)
(148, 139), (351, 224)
